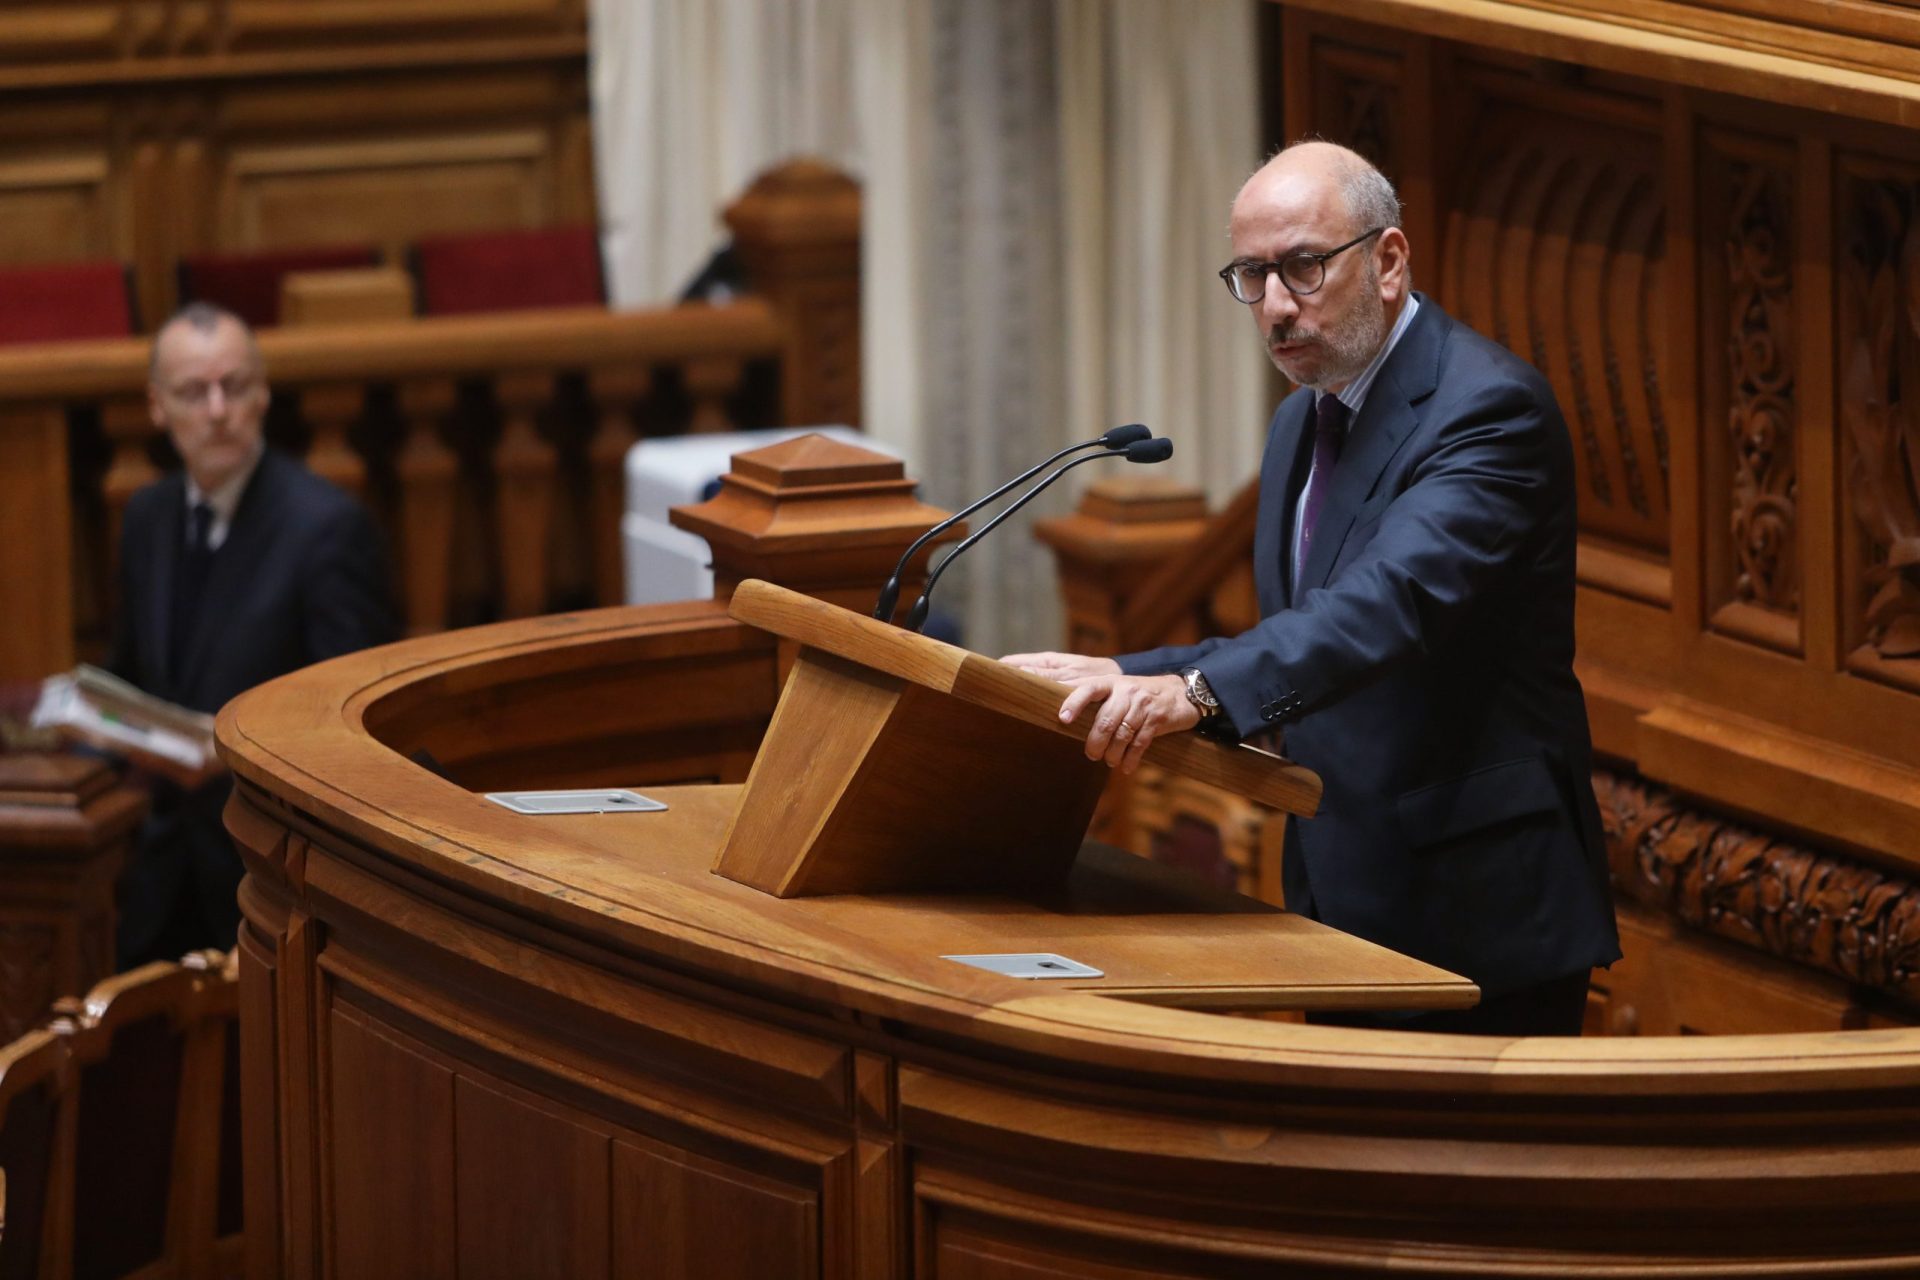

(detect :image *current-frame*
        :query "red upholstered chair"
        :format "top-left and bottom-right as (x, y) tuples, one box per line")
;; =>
(0, 261), (136, 346)
(412, 224), (604, 315)
(178, 244), (380, 328)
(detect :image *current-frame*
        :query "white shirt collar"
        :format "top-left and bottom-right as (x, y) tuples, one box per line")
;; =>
(184, 444), (264, 552)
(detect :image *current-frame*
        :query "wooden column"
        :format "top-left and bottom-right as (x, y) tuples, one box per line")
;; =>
(1032, 476), (1212, 656)
(668, 433), (959, 620)
(297, 383), (367, 498)
(100, 397), (160, 569)
(683, 357), (744, 433)
(0, 409), (76, 681)
(396, 379), (460, 636)
(586, 366), (649, 609)
(0, 754), (146, 1039)
(493, 373), (558, 619)
(724, 159), (862, 427)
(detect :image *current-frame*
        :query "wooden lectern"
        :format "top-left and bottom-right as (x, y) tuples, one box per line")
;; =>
(714, 579), (1322, 897)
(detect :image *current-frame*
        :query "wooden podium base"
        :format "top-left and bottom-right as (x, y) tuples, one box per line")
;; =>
(714, 649), (1108, 896)
(712, 580), (1322, 899)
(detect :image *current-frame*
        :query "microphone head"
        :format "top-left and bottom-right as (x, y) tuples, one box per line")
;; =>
(1100, 422), (1152, 449)
(1124, 437), (1174, 463)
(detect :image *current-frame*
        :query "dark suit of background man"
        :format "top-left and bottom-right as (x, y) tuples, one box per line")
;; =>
(110, 302), (394, 968)
(1006, 141), (1620, 1036)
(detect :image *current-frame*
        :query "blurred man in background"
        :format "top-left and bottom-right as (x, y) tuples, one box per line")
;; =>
(111, 302), (394, 966)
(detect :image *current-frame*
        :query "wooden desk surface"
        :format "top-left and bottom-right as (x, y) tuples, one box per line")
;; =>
(215, 602), (1920, 1278)
(477, 782), (1476, 1013)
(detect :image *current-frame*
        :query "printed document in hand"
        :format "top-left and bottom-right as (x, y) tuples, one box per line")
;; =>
(30, 665), (219, 784)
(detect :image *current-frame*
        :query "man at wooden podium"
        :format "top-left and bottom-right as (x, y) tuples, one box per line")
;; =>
(1007, 141), (1620, 1035)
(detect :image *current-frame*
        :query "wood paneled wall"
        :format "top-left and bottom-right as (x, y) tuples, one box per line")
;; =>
(0, 0), (592, 328)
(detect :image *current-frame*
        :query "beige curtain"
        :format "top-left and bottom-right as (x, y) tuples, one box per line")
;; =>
(587, 0), (1264, 654)
(1058, 0), (1269, 506)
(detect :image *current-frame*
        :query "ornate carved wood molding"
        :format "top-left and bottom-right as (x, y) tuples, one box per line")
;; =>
(1595, 767), (1920, 1006)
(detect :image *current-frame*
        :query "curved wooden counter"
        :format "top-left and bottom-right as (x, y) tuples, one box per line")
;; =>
(221, 602), (1920, 1279)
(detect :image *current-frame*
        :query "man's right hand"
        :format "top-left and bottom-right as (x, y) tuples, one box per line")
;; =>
(999, 652), (1122, 682)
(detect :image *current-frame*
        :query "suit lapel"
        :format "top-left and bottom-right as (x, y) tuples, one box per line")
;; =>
(142, 477), (187, 694)
(1255, 391), (1315, 615)
(1295, 300), (1447, 598)
(178, 452), (283, 697)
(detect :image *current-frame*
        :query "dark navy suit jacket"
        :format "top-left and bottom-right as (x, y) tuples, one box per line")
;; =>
(109, 446), (393, 716)
(108, 446), (393, 963)
(1120, 298), (1621, 995)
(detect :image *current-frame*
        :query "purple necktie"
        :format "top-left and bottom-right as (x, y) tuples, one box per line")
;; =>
(1294, 393), (1348, 585)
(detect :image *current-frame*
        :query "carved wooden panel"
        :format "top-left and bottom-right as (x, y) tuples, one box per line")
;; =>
(0, 153), (115, 267)
(221, 130), (552, 256)
(1309, 40), (1402, 182)
(1702, 130), (1800, 652)
(612, 1136), (819, 1280)
(0, 922), (57, 1042)
(454, 1075), (611, 1280)
(1596, 768), (1920, 1007)
(1838, 158), (1920, 680)
(328, 1003), (459, 1278)
(0, 2), (590, 326)
(1440, 82), (1669, 554)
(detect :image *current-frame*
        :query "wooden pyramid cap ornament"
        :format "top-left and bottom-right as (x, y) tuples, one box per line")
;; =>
(713, 579), (1322, 899)
(670, 434), (961, 614)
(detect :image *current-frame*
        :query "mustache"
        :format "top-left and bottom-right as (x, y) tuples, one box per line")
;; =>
(1270, 326), (1319, 346)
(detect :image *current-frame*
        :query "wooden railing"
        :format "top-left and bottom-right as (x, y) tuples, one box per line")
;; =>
(0, 161), (863, 683)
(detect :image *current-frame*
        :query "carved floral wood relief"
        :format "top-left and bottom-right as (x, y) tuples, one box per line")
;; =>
(1726, 160), (1798, 613)
(1840, 175), (1920, 659)
(1596, 769), (1920, 1005)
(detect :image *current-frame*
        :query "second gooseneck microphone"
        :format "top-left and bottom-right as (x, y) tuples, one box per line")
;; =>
(871, 423), (1152, 622)
(904, 435), (1173, 633)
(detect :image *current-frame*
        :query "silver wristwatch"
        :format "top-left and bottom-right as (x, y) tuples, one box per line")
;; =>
(1179, 666), (1219, 716)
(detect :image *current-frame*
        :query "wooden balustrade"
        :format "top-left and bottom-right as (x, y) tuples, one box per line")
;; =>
(0, 299), (813, 682)
(0, 155), (863, 683)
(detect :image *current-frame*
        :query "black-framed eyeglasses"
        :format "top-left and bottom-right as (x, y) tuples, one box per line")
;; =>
(1217, 227), (1385, 303)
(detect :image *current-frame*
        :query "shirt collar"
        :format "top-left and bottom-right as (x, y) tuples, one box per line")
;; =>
(1330, 293), (1420, 420)
(184, 444), (264, 551)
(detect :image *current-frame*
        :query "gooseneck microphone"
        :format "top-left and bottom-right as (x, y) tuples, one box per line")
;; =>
(872, 423), (1151, 621)
(905, 436), (1173, 632)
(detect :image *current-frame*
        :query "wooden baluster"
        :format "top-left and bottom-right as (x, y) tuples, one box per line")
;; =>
(586, 367), (650, 607)
(493, 373), (557, 618)
(0, 407), (77, 679)
(724, 159), (863, 427)
(396, 379), (460, 636)
(298, 383), (367, 497)
(683, 357), (742, 433)
(100, 397), (160, 573)
(1031, 477), (1213, 655)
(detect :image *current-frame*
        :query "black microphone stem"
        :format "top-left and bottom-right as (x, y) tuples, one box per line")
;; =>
(906, 438), (1172, 633)
(872, 423), (1150, 621)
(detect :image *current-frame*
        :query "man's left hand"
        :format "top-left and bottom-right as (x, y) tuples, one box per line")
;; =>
(1057, 673), (1200, 774)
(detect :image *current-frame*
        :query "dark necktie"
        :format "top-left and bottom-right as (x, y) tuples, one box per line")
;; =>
(1294, 394), (1348, 585)
(169, 501), (215, 684)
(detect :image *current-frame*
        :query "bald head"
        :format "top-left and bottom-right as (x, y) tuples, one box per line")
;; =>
(1234, 142), (1403, 243)
(1226, 141), (1412, 392)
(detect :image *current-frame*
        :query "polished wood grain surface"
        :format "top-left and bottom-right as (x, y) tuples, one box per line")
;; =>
(220, 596), (1920, 1277)
(729, 580), (1324, 817)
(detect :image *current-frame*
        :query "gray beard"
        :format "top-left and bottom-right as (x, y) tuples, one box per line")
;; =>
(1274, 269), (1390, 392)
